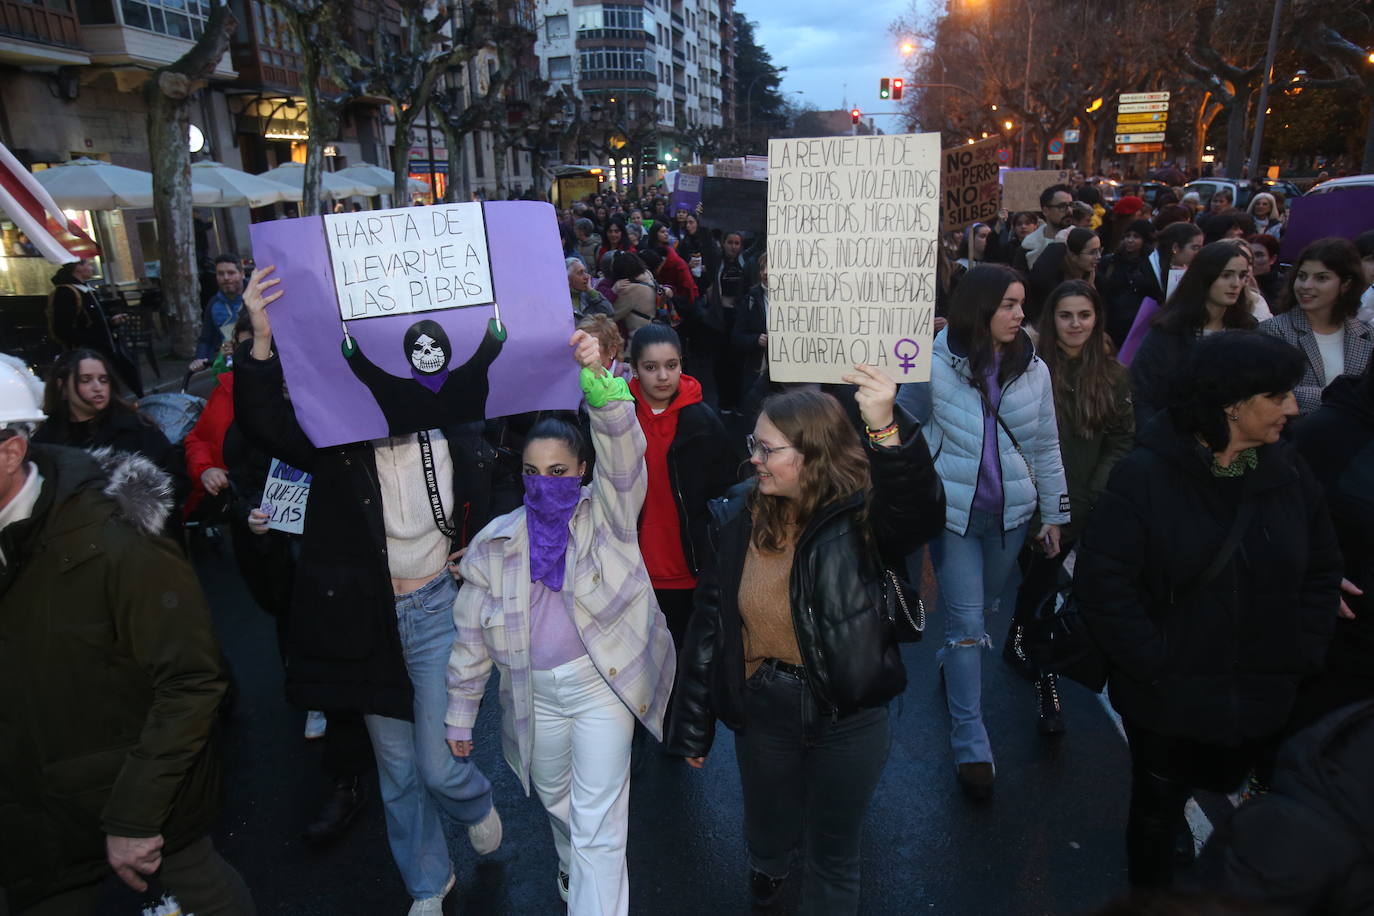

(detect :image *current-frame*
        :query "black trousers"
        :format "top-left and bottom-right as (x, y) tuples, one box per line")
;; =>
(322, 708), (372, 780)
(1122, 721), (1274, 888)
(734, 662), (890, 915)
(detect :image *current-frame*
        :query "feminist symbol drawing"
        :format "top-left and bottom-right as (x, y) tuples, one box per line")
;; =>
(894, 338), (920, 374)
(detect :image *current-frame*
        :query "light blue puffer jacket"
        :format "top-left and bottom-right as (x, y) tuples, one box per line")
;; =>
(925, 328), (1069, 536)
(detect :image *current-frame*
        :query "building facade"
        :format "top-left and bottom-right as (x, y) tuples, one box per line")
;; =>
(0, 0), (535, 296)
(532, 0), (734, 186)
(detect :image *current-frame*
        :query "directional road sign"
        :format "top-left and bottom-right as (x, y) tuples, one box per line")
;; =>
(1117, 111), (1167, 124)
(1119, 102), (1170, 113)
(1119, 91), (1170, 103)
(1116, 143), (1164, 153)
(1115, 132), (1166, 144)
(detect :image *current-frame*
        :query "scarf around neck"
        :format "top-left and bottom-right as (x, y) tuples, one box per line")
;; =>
(525, 474), (584, 590)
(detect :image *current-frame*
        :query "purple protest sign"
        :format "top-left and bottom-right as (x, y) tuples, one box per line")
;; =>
(249, 201), (580, 448)
(1280, 188), (1374, 263)
(669, 171), (702, 216)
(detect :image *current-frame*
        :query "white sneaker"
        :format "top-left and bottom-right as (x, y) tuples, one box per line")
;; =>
(407, 872), (455, 916)
(467, 805), (502, 855)
(304, 710), (327, 740)
(557, 870), (570, 902)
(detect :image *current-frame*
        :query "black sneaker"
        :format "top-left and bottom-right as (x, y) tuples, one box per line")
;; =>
(956, 762), (995, 800)
(749, 869), (785, 907)
(1035, 673), (1065, 737)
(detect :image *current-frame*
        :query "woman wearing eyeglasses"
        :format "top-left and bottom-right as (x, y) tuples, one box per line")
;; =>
(668, 372), (944, 913)
(626, 324), (738, 676)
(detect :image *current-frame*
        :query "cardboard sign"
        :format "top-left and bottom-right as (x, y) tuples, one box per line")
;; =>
(1001, 169), (1071, 214)
(249, 201), (581, 448)
(263, 458), (311, 534)
(765, 133), (941, 385)
(941, 138), (1001, 232)
(324, 203), (494, 321)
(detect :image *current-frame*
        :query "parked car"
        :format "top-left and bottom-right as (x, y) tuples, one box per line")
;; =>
(1306, 174), (1374, 195)
(1184, 177), (1304, 210)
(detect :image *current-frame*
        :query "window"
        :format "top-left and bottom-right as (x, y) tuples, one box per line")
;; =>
(545, 14), (569, 40)
(578, 4), (651, 36)
(578, 48), (647, 78)
(121, 0), (208, 38)
(549, 56), (572, 80)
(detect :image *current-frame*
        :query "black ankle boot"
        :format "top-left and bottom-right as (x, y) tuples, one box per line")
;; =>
(749, 869), (785, 907)
(1035, 673), (1065, 736)
(303, 776), (366, 845)
(1002, 621), (1036, 681)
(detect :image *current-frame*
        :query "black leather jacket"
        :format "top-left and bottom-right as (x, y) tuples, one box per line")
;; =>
(667, 408), (945, 757)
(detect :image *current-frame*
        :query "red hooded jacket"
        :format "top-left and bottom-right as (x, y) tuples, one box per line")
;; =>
(631, 373), (703, 590)
(182, 372), (234, 519)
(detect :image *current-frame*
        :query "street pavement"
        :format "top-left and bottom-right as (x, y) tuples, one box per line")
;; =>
(187, 540), (1144, 916)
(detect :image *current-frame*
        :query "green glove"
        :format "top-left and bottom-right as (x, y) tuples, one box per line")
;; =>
(580, 367), (632, 407)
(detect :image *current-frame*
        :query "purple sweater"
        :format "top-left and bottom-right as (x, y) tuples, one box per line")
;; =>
(971, 356), (1005, 514)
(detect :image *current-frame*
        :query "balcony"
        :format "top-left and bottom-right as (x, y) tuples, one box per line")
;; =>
(578, 69), (657, 91)
(82, 22), (236, 75)
(0, 0), (89, 65)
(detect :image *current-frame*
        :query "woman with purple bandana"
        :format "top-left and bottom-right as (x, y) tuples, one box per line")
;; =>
(446, 330), (676, 914)
(922, 264), (1069, 800)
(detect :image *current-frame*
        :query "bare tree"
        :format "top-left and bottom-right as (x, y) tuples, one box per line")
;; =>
(1290, 0), (1374, 170)
(262, 0), (367, 215)
(144, 0), (236, 356)
(1184, 1), (1272, 177)
(360, 0), (494, 203)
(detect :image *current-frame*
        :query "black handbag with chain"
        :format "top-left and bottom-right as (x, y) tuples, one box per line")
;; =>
(881, 567), (925, 643)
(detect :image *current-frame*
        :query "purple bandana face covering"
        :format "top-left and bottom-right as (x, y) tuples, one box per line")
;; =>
(525, 474), (583, 591)
(411, 367), (450, 394)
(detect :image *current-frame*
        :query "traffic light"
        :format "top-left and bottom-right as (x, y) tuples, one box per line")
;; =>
(892, 78), (904, 100)
(879, 77), (890, 100)
(851, 108), (861, 125)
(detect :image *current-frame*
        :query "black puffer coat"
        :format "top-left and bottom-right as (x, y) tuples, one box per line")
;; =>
(667, 407), (945, 757)
(663, 400), (739, 577)
(1195, 699), (1374, 913)
(233, 343), (519, 720)
(1074, 414), (1342, 745)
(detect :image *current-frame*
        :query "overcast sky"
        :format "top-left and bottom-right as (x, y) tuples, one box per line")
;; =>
(744, 0), (931, 121)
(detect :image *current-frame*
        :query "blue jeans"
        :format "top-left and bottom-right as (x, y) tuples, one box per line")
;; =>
(364, 573), (494, 899)
(930, 509), (1029, 766)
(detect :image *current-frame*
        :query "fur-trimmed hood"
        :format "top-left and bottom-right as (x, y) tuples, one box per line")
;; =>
(88, 447), (174, 537)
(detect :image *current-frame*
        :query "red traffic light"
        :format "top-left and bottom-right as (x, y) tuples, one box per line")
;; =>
(851, 108), (862, 124)
(892, 78), (904, 100)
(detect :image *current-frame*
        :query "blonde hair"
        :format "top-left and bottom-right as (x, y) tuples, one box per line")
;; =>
(577, 314), (623, 363)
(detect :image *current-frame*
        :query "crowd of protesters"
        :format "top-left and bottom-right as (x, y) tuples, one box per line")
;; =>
(2, 169), (1373, 916)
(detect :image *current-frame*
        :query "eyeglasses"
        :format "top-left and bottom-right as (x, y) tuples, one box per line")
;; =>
(746, 434), (794, 463)
(1046, 202), (1071, 210)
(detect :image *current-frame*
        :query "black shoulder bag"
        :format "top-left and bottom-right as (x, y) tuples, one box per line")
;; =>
(1027, 498), (1256, 693)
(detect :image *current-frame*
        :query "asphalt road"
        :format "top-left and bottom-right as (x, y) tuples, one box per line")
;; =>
(187, 538), (1142, 916)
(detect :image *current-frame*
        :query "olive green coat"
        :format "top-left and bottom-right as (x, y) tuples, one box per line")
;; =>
(0, 444), (225, 910)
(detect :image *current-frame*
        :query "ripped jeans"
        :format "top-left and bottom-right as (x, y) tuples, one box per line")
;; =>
(930, 509), (1029, 766)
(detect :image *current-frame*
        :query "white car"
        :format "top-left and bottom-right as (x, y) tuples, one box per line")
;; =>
(1306, 174), (1374, 195)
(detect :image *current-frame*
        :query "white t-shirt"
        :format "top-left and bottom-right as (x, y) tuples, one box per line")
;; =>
(1314, 326), (1345, 386)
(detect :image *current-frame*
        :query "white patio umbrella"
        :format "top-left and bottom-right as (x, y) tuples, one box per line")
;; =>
(192, 160), (298, 207)
(257, 162), (375, 200)
(33, 157), (223, 209)
(334, 163), (430, 195)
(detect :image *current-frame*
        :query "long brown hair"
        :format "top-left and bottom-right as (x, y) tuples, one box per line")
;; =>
(748, 389), (871, 552)
(1036, 281), (1126, 438)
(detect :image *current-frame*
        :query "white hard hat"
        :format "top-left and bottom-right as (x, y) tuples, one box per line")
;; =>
(0, 353), (47, 430)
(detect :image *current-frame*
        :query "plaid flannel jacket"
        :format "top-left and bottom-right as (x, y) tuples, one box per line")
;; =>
(446, 398), (676, 794)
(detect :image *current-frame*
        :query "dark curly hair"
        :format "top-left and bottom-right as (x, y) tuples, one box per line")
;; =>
(1166, 331), (1304, 450)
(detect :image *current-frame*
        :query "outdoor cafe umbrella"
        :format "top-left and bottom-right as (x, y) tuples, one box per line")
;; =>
(257, 162), (374, 200)
(192, 160), (298, 207)
(32, 157), (223, 209)
(334, 163), (430, 195)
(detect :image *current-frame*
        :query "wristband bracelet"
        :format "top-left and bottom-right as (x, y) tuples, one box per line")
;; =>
(866, 422), (898, 442)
